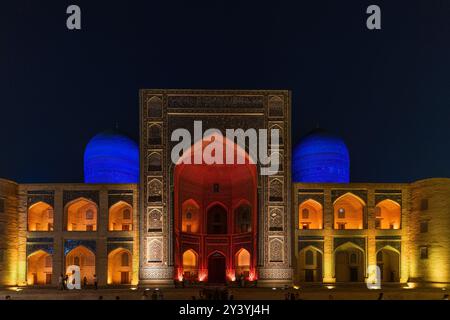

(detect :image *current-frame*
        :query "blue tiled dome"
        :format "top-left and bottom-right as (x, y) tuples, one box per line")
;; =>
(84, 130), (139, 184)
(293, 128), (350, 183)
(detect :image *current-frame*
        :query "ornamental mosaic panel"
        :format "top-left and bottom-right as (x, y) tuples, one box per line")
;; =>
(147, 238), (163, 263)
(147, 96), (163, 118)
(108, 192), (134, 208)
(26, 238), (54, 256)
(268, 150), (283, 174)
(376, 241), (401, 253)
(333, 237), (366, 251)
(375, 193), (402, 207)
(147, 208), (163, 232)
(64, 239), (96, 255)
(258, 268), (292, 280)
(63, 190), (100, 207)
(298, 191), (324, 208)
(268, 96), (284, 117)
(141, 267), (174, 279)
(147, 123), (163, 145)
(27, 191), (55, 208)
(269, 238), (283, 262)
(331, 190), (367, 204)
(298, 237), (324, 252)
(268, 123), (284, 146)
(147, 152), (162, 173)
(269, 207), (283, 231)
(269, 178), (283, 202)
(147, 179), (163, 203)
(107, 241), (133, 254)
(167, 94), (265, 109)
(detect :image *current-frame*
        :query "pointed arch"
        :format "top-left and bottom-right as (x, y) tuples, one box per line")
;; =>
(376, 245), (400, 282)
(333, 193), (365, 230)
(182, 249), (199, 280)
(206, 202), (228, 234)
(334, 242), (365, 282)
(375, 199), (401, 229)
(181, 199), (200, 233)
(28, 201), (54, 231)
(234, 201), (252, 233)
(235, 248), (251, 278)
(27, 250), (52, 285)
(109, 201), (133, 231)
(65, 197), (98, 231)
(65, 245), (96, 283)
(299, 198), (323, 229)
(147, 152), (162, 172)
(298, 245), (323, 282)
(108, 247), (132, 285)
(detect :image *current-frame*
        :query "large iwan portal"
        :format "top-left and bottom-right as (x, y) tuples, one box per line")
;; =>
(174, 136), (257, 283)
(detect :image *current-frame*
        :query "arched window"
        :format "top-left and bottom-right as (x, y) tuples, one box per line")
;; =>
(109, 201), (133, 231)
(333, 193), (365, 230)
(182, 249), (198, 280)
(66, 246), (96, 284)
(28, 202), (54, 231)
(299, 199), (323, 229)
(234, 204), (251, 233)
(108, 248), (132, 285)
(375, 199), (401, 229)
(27, 250), (52, 285)
(66, 198), (98, 231)
(235, 249), (251, 278)
(207, 204), (227, 234)
(182, 200), (200, 233)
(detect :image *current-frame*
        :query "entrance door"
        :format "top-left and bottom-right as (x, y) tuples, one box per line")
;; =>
(305, 269), (314, 282)
(46, 273), (52, 285)
(349, 267), (358, 282)
(208, 253), (226, 283)
(121, 272), (130, 284)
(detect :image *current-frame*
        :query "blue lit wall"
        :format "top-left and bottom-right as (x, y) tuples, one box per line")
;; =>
(293, 129), (350, 183)
(84, 130), (139, 184)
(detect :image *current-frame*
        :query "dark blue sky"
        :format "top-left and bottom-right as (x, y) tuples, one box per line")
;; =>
(1, 0), (449, 183)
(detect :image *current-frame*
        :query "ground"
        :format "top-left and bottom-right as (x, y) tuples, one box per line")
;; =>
(0, 285), (448, 300)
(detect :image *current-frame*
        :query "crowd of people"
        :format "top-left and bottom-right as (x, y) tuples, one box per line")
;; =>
(190, 288), (234, 300)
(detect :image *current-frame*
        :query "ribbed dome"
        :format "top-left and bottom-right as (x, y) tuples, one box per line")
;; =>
(293, 128), (350, 183)
(84, 130), (139, 184)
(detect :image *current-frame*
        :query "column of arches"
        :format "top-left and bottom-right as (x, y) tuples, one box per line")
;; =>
(26, 197), (135, 286)
(297, 193), (402, 284)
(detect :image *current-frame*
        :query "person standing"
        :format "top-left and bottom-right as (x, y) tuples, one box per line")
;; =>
(58, 274), (64, 290)
(63, 274), (69, 289)
(93, 274), (98, 290)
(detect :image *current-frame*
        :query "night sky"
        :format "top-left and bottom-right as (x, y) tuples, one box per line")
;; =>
(1, 0), (449, 183)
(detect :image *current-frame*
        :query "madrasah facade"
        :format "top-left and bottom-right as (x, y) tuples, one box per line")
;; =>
(0, 89), (449, 288)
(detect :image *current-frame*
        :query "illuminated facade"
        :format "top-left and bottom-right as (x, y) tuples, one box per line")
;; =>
(293, 179), (450, 285)
(1, 89), (450, 288)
